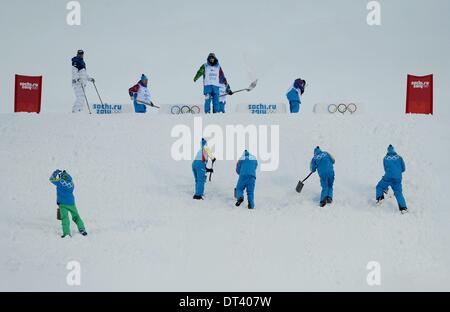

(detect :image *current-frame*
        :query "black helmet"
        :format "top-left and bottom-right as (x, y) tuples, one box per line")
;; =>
(207, 53), (218, 65)
(77, 49), (84, 56)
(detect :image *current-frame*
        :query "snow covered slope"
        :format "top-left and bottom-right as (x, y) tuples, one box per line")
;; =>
(1, 112), (449, 291)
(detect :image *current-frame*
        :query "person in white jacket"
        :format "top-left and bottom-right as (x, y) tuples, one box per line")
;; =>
(71, 50), (95, 113)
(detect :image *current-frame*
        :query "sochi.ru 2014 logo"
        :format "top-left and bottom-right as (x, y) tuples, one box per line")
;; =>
(19, 82), (39, 90)
(411, 81), (430, 89)
(248, 104), (278, 114)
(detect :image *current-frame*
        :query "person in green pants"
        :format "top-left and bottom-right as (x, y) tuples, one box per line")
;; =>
(49, 170), (87, 238)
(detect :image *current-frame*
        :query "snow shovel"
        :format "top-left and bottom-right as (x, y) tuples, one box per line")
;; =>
(296, 172), (313, 194)
(57, 207), (61, 221)
(206, 161), (215, 182)
(219, 80), (258, 97)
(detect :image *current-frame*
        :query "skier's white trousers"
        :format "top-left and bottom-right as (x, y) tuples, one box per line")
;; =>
(72, 83), (87, 113)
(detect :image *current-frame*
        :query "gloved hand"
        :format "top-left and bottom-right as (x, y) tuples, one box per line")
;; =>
(72, 79), (77, 84)
(227, 90), (234, 96)
(206, 168), (214, 173)
(89, 78), (95, 83)
(52, 169), (62, 178)
(212, 158), (216, 165)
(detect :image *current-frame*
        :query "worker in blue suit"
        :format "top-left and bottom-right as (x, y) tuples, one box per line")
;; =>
(376, 145), (408, 213)
(235, 150), (258, 209)
(310, 146), (335, 207)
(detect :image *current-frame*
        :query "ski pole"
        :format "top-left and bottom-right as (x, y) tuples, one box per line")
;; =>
(79, 82), (92, 114)
(92, 81), (104, 105)
(136, 100), (160, 109)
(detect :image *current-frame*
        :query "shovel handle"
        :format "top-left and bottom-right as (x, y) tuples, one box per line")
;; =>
(302, 172), (314, 183)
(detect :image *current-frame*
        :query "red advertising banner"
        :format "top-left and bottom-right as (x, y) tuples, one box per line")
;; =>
(14, 75), (43, 113)
(406, 74), (433, 115)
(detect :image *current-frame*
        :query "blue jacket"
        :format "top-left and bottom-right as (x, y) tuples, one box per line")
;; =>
(310, 147), (335, 176)
(236, 151), (258, 178)
(71, 56), (86, 71)
(287, 87), (301, 103)
(49, 171), (75, 205)
(383, 145), (406, 180)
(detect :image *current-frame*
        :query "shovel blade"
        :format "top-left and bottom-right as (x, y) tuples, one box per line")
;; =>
(296, 181), (305, 193)
(247, 80), (258, 91)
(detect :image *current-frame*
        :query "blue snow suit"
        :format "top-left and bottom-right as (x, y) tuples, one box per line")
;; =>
(235, 151), (258, 209)
(310, 147), (335, 203)
(204, 85), (221, 114)
(192, 139), (215, 197)
(376, 145), (407, 208)
(286, 79), (305, 113)
(49, 170), (75, 205)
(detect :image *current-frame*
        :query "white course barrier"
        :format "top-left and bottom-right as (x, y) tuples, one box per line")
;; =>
(159, 104), (203, 115)
(313, 102), (366, 115)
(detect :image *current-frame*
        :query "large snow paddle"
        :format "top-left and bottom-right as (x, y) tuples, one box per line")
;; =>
(220, 79), (258, 97)
(296, 172), (313, 194)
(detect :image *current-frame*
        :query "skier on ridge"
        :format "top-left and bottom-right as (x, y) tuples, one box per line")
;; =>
(376, 145), (408, 214)
(310, 146), (335, 207)
(192, 138), (216, 200)
(286, 78), (306, 113)
(194, 53), (233, 114)
(128, 74), (152, 113)
(71, 50), (95, 113)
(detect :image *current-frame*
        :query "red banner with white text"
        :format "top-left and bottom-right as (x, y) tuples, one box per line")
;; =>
(406, 74), (433, 115)
(14, 75), (43, 113)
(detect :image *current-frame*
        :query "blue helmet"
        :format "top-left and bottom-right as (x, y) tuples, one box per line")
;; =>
(314, 146), (322, 156)
(387, 144), (396, 155)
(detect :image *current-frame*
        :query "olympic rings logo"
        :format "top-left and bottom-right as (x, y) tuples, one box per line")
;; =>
(171, 105), (201, 115)
(385, 155), (400, 161)
(60, 180), (73, 188)
(328, 103), (358, 114)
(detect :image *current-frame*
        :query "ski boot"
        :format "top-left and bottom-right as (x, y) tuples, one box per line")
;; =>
(376, 195), (385, 205)
(61, 234), (71, 239)
(400, 206), (408, 214)
(320, 201), (327, 207)
(193, 195), (203, 200)
(326, 197), (333, 204)
(248, 203), (254, 210)
(235, 197), (244, 207)
(80, 229), (88, 236)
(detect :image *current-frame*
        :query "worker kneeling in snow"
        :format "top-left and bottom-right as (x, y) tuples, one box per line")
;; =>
(192, 138), (216, 200)
(376, 145), (408, 213)
(235, 150), (258, 210)
(310, 146), (335, 207)
(49, 170), (87, 238)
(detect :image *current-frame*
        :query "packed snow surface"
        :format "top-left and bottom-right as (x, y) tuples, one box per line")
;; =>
(1, 113), (449, 291)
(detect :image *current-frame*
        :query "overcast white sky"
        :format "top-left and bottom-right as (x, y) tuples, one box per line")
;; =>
(0, 0), (449, 115)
